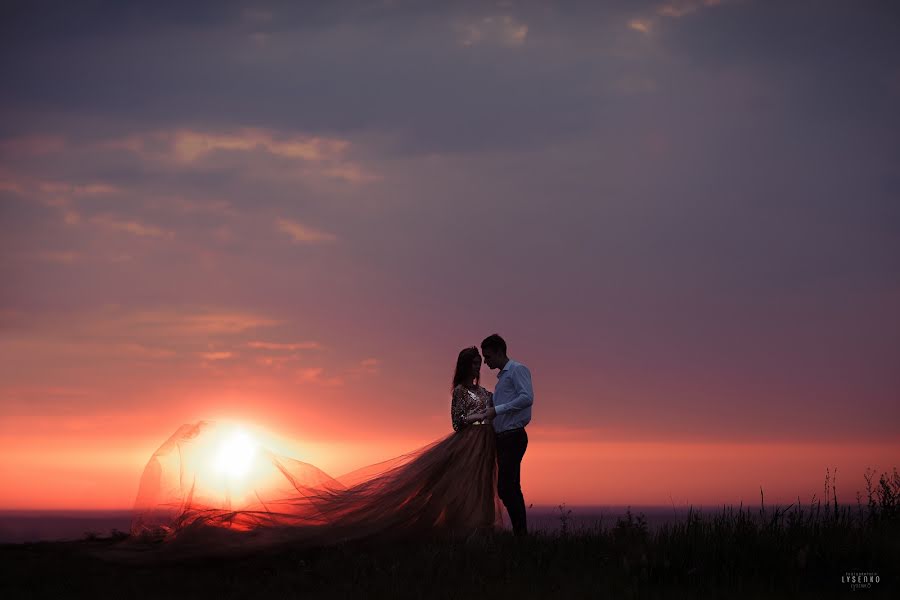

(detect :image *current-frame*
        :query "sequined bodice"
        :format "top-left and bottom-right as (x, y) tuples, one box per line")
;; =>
(451, 385), (493, 432)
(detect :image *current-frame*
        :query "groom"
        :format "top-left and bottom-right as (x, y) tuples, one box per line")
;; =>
(466, 334), (533, 536)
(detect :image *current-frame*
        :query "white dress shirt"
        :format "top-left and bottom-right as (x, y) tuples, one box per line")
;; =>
(491, 358), (533, 433)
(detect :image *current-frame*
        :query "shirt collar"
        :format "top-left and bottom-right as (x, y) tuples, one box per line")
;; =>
(497, 359), (514, 377)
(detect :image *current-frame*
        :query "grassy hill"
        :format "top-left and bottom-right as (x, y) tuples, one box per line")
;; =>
(1, 469), (897, 599)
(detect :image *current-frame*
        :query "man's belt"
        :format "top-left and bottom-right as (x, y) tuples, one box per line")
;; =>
(496, 426), (525, 437)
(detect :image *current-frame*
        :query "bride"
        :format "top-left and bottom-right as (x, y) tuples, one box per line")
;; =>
(129, 346), (505, 552)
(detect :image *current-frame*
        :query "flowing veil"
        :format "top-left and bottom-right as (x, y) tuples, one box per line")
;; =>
(128, 420), (504, 556)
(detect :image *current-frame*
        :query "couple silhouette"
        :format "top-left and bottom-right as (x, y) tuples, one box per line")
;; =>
(130, 334), (533, 553)
(451, 334), (533, 537)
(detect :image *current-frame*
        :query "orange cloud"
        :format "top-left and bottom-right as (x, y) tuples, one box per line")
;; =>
(199, 351), (234, 361)
(171, 129), (348, 162)
(247, 341), (321, 351)
(99, 128), (349, 164)
(255, 353), (303, 368)
(114, 308), (282, 337)
(629, 19), (652, 34)
(116, 343), (178, 359)
(296, 367), (343, 387)
(90, 127), (382, 186)
(12, 306), (282, 343)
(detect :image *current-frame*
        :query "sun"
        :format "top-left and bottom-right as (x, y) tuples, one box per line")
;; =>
(211, 428), (258, 480)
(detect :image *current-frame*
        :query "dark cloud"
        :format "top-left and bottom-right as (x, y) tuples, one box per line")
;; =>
(0, 0), (662, 153)
(657, 0), (900, 126)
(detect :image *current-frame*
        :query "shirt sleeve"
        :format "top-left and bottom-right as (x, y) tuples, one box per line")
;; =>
(484, 388), (495, 423)
(451, 386), (468, 432)
(493, 364), (534, 416)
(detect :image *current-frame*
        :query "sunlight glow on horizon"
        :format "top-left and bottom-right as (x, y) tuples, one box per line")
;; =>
(0, 416), (897, 510)
(212, 428), (258, 480)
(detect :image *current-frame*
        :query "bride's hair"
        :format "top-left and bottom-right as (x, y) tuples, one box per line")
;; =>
(452, 346), (481, 389)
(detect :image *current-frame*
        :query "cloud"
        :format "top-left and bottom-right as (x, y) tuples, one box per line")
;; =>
(319, 164), (382, 184)
(627, 0), (735, 37)
(0, 305), (289, 410)
(1, 0), (898, 445)
(255, 354), (301, 368)
(170, 129), (348, 163)
(629, 19), (652, 34)
(89, 214), (174, 238)
(247, 340), (321, 351)
(0, 179), (25, 194)
(34, 251), (79, 264)
(351, 357), (380, 377)
(275, 217), (337, 244)
(247, 341), (321, 371)
(84, 307), (283, 338)
(199, 351), (234, 360)
(1, 308), (281, 355)
(0, 4), (645, 155)
(456, 15), (528, 47)
(0, 134), (66, 156)
(0, 172), (120, 203)
(147, 197), (239, 217)
(117, 343), (178, 359)
(657, 0), (725, 19)
(99, 128), (349, 164)
(38, 181), (120, 196)
(0, 338), (182, 370)
(296, 366), (343, 387)
(91, 127), (379, 185)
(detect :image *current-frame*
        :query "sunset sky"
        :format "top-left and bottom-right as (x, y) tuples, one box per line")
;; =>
(1, 0), (898, 510)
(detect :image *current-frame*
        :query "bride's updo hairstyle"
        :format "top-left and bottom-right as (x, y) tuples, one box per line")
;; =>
(452, 346), (481, 389)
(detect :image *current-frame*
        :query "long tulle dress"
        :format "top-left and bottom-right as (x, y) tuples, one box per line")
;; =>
(128, 385), (504, 555)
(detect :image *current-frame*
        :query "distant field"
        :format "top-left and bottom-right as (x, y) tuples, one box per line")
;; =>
(0, 505), (773, 543)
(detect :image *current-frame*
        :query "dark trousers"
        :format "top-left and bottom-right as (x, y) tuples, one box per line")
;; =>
(495, 427), (528, 535)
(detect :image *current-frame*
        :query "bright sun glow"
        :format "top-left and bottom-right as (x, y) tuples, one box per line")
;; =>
(212, 429), (258, 479)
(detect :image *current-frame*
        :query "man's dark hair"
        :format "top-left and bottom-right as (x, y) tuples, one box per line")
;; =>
(480, 333), (507, 355)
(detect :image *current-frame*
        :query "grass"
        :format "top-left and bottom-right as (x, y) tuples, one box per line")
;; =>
(1, 468), (897, 599)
